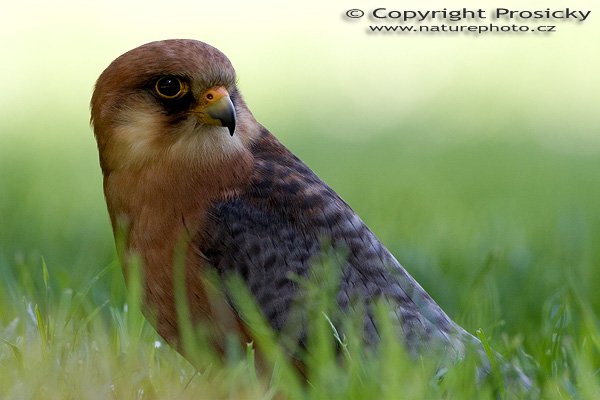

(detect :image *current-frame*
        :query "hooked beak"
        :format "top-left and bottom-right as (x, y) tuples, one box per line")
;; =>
(194, 86), (236, 136)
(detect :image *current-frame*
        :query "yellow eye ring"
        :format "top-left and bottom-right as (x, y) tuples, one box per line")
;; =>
(154, 76), (188, 99)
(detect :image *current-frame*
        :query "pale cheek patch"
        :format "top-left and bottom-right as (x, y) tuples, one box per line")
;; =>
(169, 125), (245, 166)
(107, 108), (245, 171)
(109, 109), (166, 170)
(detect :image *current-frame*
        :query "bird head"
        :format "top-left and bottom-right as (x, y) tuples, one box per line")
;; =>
(91, 39), (256, 173)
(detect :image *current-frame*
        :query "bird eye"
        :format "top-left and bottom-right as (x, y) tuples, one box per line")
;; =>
(154, 76), (188, 99)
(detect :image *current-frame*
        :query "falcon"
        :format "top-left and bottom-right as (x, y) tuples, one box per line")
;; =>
(90, 39), (527, 386)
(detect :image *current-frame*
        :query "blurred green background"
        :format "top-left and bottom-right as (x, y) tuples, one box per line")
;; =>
(1, 0), (599, 356)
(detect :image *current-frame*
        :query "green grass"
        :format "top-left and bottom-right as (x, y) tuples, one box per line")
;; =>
(1, 119), (599, 398)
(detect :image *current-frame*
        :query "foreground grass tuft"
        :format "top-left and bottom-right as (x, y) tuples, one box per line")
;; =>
(1, 257), (599, 399)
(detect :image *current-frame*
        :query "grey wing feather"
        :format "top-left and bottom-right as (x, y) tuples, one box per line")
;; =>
(199, 133), (474, 360)
(202, 197), (317, 332)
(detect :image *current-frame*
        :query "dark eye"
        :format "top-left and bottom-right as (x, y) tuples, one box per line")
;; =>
(154, 76), (188, 99)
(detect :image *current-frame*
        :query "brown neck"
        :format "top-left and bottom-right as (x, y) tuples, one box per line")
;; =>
(103, 146), (254, 342)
